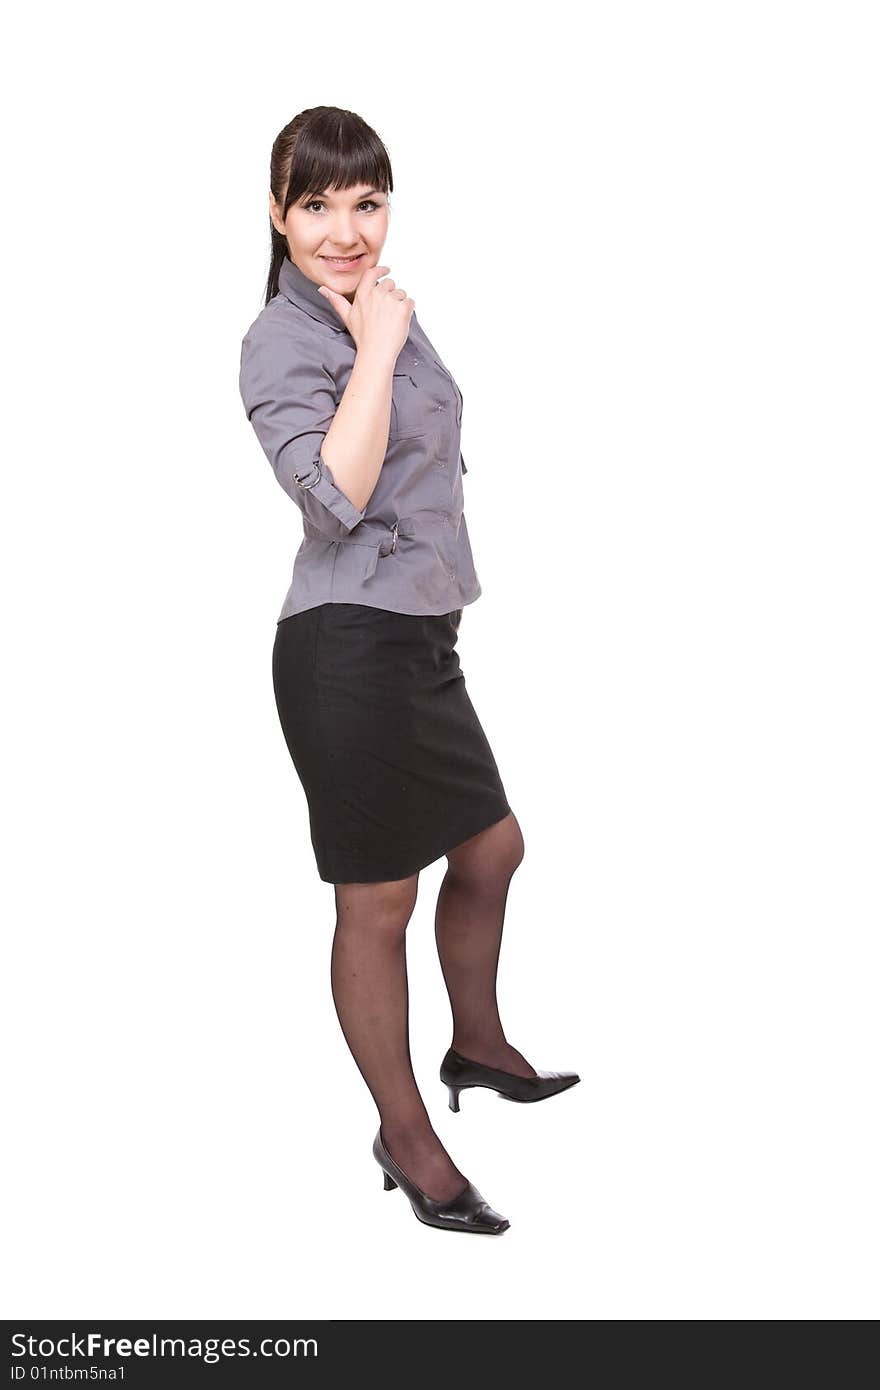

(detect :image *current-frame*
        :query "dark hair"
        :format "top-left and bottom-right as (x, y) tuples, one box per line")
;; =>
(264, 106), (393, 307)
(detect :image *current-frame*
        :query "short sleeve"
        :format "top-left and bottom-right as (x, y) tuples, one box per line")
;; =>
(239, 321), (366, 536)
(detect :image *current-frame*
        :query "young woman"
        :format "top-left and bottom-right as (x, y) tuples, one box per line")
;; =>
(239, 106), (579, 1235)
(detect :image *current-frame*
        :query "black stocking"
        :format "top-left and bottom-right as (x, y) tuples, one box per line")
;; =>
(434, 811), (537, 1076)
(330, 877), (469, 1202)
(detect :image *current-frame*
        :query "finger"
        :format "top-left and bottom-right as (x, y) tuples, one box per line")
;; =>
(356, 263), (390, 299)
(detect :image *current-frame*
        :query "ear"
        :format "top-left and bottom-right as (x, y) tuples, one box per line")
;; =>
(268, 190), (284, 235)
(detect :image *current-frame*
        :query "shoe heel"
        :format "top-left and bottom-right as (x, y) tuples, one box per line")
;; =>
(382, 1170), (398, 1190)
(447, 1084), (461, 1113)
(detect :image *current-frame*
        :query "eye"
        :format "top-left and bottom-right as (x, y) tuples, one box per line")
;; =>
(304, 199), (383, 214)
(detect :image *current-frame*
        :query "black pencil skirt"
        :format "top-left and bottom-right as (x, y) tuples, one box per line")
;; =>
(271, 603), (512, 884)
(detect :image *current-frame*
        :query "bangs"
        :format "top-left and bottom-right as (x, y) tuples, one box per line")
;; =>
(284, 110), (392, 211)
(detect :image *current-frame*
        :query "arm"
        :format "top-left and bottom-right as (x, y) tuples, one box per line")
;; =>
(239, 322), (395, 534)
(314, 261), (416, 509)
(319, 344), (397, 512)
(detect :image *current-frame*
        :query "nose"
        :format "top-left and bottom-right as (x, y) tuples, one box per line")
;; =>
(324, 217), (361, 252)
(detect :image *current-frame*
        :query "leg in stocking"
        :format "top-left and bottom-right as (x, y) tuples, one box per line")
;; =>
(331, 874), (469, 1202)
(434, 810), (537, 1077)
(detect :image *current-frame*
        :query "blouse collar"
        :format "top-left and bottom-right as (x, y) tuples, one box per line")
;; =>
(278, 254), (351, 334)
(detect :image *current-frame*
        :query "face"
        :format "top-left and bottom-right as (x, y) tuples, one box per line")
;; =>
(270, 182), (389, 302)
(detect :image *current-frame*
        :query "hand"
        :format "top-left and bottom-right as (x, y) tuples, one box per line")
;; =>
(318, 263), (414, 359)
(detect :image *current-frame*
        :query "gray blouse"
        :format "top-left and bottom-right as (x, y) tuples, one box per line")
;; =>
(239, 255), (482, 622)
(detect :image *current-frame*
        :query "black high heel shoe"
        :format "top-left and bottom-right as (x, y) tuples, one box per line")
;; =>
(440, 1046), (581, 1112)
(372, 1127), (510, 1234)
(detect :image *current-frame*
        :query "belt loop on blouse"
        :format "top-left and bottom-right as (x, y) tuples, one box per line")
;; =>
(341, 515), (418, 580)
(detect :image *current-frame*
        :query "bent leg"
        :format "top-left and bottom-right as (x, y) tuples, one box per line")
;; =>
(435, 810), (537, 1077)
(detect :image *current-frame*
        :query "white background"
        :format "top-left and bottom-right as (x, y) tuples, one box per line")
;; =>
(3, 0), (878, 1320)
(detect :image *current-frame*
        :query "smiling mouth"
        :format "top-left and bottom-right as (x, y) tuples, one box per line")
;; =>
(320, 253), (365, 264)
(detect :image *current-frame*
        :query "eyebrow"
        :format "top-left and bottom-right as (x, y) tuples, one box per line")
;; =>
(307, 188), (386, 202)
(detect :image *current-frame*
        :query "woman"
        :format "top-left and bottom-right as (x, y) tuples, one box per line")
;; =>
(239, 107), (579, 1235)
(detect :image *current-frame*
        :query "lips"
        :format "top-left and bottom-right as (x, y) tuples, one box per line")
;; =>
(320, 253), (365, 268)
